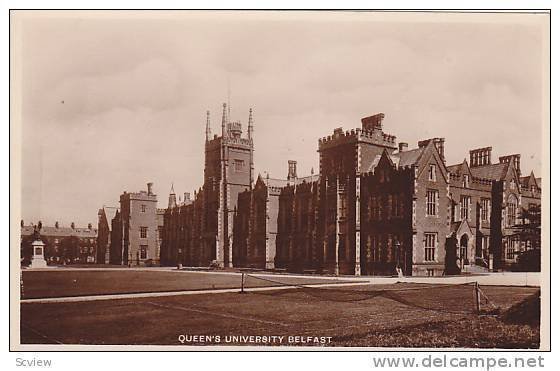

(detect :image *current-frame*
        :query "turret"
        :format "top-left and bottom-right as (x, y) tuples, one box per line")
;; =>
(168, 183), (177, 209)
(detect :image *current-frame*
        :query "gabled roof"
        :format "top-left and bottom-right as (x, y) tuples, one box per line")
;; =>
(266, 178), (290, 188)
(21, 225), (98, 238)
(98, 206), (120, 232)
(295, 174), (319, 184)
(447, 164), (462, 173)
(257, 172), (319, 189)
(520, 171), (539, 189)
(255, 173), (282, 189)
(412, 140), (448, 182)
(451, 219), (474, 237)
(365, 148), (402, 173)
(447, 159), (473, 178)
(394, 147), (424, 168)
(103, 206), (119, 223)
(470, 162), (509, 181)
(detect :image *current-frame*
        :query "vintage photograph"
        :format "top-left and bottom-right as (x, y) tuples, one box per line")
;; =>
(10, 10), (550, 350)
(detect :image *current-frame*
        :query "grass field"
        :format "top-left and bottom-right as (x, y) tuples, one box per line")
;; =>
(19, 270), (540, 348)
(20, 270), (356, 299)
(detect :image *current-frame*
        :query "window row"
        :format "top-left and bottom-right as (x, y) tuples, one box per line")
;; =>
(368, 193), (405, 221)
(364, 234), (401, 262)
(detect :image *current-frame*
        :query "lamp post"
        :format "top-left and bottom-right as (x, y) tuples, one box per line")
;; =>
(394, 239), (402, 277)
(177, 248), (183, 270)
(178, 226), (184, 269)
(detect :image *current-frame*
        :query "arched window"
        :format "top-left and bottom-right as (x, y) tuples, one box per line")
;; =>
(460, 234), (468, 261)
(507, 194), (518, 227)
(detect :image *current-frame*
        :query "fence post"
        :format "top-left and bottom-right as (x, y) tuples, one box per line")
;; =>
(475, 281), (481, 314)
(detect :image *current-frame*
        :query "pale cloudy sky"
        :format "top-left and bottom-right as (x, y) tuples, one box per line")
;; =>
(14, 11), (548, 227)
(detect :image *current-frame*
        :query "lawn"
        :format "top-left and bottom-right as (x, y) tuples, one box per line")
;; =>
(20, 279), (539, 348)
(20, 269), (358, 299)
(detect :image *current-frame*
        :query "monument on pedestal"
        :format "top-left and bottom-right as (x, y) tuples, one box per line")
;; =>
(29, 224), (48, 268)
(30, 239), (48, 268)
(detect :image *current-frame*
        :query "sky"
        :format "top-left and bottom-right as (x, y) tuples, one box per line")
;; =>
(14, 11), (549, 227)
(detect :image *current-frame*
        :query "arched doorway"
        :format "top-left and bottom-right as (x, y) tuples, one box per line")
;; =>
(460, 234), (469, 266)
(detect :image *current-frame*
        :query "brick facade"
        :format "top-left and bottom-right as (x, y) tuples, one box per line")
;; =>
(161, 110), (541, 276)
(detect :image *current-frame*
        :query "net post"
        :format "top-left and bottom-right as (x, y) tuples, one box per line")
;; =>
(240, 272), (245, 294)
(475, 281), (481, 314)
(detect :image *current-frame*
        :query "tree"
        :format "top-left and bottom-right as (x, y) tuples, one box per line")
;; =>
(511, 204), (541, 272)
(60, 236), (81, 263)
(71, 222), (75, 230)
(512, 204), (541, 251)
(55, 221), (59, 229)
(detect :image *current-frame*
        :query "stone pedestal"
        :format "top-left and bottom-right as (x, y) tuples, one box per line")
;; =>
(30, 239), (48, 268)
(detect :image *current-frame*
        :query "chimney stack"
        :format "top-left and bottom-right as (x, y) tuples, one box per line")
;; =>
(418, 138), (445, 163)
(287, 160), (297, 182)
(147, 182), (154, 195)
(469, 147), (492, 167)
(499, 154), (521, 177)
(361, 113), (385, 132)
(399, 142), (408, 152)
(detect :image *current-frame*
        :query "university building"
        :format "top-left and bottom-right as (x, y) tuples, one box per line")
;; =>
(97, 183), (165, 266)
(160, 103), (254, 268)
(161, 108), (541, 276)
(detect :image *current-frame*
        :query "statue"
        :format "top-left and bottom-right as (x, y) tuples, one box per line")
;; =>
(30, 222), (48, 269)
(32, 223), (41, 241)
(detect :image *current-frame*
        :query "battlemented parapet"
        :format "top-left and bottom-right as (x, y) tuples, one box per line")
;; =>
(318, 113), (397, 152)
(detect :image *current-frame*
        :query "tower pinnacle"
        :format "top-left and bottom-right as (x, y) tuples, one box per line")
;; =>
(221, 103), (227, 138)
(168, 183), (177, 209)
(205, 110), (211, 142)
(247, 108), (254, 140)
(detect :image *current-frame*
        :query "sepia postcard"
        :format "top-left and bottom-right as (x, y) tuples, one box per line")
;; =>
(9, 10), (551, 351)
